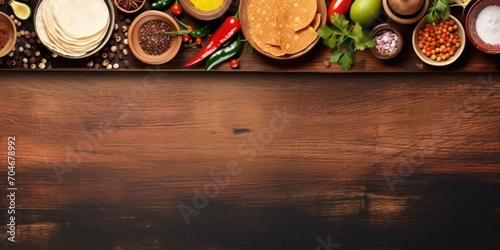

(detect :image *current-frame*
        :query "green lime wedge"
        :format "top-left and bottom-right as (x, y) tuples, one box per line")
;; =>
(9, 0), (31, 20)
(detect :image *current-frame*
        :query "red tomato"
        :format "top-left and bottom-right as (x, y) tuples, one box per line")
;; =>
(230, 59), (239, 69)
(195, 37), (202, 45)
(171, 3), (183, 16)
(182, 34), (190, 43)
(328, 0), (353, 24)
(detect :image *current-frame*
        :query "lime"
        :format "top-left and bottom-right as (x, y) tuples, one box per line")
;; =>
(350, 0), (382, 27)
(9, 0), (31, 21)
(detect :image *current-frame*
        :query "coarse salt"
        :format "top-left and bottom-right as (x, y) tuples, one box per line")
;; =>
(476, 5), (500, 45)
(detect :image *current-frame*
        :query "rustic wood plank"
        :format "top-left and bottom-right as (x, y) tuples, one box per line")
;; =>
(0, 72), (498, 249)
(0, 0), (499, 73)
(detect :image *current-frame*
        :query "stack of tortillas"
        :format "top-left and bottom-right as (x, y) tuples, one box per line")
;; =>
(35, 0), (111, 57)
(247, 0), (321, 57)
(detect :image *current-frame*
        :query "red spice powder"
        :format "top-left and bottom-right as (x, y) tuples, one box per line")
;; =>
(0, 21), (11, 51)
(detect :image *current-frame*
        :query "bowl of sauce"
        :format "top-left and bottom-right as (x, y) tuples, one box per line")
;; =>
(179, 0), (232, 21)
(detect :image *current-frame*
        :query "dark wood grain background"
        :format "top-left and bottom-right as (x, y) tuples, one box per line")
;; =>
(0, 71), (499, 249)
(1, 0), (499, 73)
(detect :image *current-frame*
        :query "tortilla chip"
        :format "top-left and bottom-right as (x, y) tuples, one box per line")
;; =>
(310, 13), (322, 30)
(247, 0), (319, 56)
(255, 39), (286, 56)
(248, 0), (280, 47)
(276, 11), (318, 55)
(280, 0), (317, 32)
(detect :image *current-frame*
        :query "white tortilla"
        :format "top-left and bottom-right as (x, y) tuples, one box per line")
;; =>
(51, 0), (109, 38)
(35, 0), (110, 56)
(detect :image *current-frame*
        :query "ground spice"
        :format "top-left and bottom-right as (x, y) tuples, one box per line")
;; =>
(0, 21), (11, 51)
(138, 20), (173, 56)
(189, 0), (223, 12)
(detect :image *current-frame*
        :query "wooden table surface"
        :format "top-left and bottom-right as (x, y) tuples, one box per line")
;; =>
(1, 0), (499, 73)
(0, 71), (499, 249)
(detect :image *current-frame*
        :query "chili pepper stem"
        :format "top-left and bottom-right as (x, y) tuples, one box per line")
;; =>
(234, 7), (240, 20)
(236, 42), (249, 61)
(175, 16), (189, 29)
(183, 43), (197, 48)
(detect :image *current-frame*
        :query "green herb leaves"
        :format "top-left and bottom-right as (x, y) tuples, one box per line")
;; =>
(426, 0), (453, 23)
(318, 14), (375, 71)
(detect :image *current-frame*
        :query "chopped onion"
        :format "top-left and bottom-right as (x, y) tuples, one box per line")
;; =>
(375, 29), (399, 54)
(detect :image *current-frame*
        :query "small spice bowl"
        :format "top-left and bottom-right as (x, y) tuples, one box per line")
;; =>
(412, 15), (466, 66)
(128, 11), (182, 65)
(369, 23), (403, 59)
(465, 0), (500, 54)
(114, 0), (146, 14)
(0, 12), (16, 58)
(179, 0), (232, 21)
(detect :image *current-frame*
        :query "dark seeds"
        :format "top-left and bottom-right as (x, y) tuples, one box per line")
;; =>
(138, 20), (174, 56)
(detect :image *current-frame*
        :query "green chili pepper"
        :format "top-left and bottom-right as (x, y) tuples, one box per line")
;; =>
(166, 30), (192, 36)
(166, 23), (214, 37)
(204, 38), (243, 71)
(190, 23), (215, 38)
(151, 0), (173, 10)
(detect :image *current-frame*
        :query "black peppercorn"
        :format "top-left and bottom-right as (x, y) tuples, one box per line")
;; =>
(138, 20), (174, 56)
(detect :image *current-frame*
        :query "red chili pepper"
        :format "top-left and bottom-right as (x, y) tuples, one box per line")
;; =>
(184, 16), (240, 67)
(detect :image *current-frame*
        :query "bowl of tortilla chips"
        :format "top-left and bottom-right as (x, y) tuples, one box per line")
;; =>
(240, 0), (326, 60)
(34, 0), (115, 59)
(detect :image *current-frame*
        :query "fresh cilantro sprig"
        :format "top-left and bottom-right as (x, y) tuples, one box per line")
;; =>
(318, 14), (375, 71)
(426, 0), (453, 23)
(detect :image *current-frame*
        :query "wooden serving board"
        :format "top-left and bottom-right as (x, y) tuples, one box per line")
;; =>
(0, 0), (498, 72)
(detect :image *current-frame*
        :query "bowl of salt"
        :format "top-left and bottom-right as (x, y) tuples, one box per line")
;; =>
(466, 0), (500, 54)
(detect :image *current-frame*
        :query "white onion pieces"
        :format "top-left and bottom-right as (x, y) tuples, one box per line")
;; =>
(375, 29), (399, 54)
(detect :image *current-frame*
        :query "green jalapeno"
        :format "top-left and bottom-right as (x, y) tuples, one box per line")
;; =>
(151, 0), (173, 10)
(190, 23), (215, 38)
(166, 23), (214, 38)
(204, 38), (243, 71)
(169, 16), (216, 37)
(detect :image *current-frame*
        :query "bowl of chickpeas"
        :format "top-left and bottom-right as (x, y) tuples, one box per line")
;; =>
(412, 15), (466, 66)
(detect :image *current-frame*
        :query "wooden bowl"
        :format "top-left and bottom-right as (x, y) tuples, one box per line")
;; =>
(240, 0), (327, 60)
(0, 12), (16, 58)
(179, 0), (232, 21)
(465, 0), (500, 54)
(370, 23), (404, 59)
(128, 11), (182, 65)
(114, 0), (146, 14)
(383, 0), (429, 24)
(412, 15), (466, 66)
